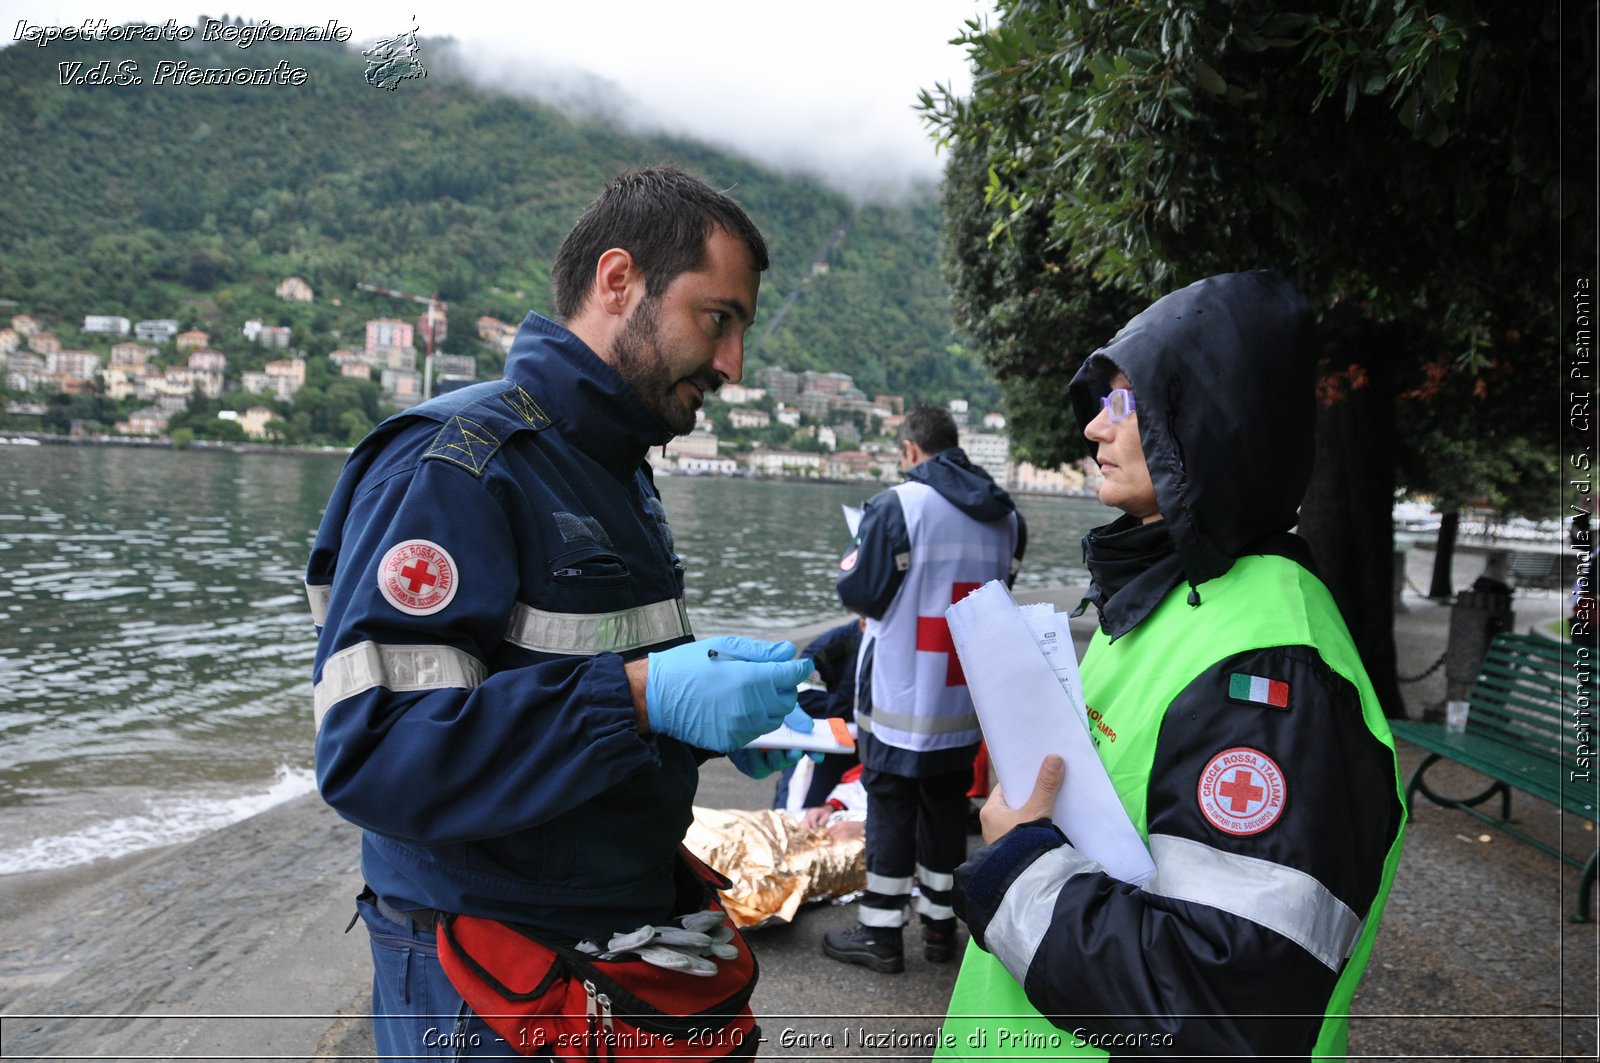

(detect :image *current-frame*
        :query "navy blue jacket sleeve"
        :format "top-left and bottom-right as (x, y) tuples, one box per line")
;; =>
(312, 447), (662, 847)
(836, 489), (908, 619)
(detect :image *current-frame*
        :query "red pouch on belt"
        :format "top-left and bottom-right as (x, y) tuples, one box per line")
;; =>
(436, 847), (759, 1060)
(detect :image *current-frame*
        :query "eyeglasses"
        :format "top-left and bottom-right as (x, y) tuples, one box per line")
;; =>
(1099, 388), (1137, 422)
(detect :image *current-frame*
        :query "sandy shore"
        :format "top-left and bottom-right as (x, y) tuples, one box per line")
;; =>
(2, 557), (1595, 1061)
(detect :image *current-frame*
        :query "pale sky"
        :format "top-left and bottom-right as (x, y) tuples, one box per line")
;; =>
(4, 0), (996, 200)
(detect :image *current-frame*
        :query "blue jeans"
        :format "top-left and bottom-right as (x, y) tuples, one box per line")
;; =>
(357, 894), (538, 1060)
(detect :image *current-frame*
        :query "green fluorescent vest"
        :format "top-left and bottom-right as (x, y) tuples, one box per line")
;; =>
(938, 554), (1406, 1061)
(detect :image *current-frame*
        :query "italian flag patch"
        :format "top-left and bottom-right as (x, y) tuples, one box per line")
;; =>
(1229, 673), (1289, 709)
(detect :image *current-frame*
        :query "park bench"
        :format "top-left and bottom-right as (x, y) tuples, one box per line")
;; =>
(1505, 550), (1562, 590)
(1389, 631), (1598, 922)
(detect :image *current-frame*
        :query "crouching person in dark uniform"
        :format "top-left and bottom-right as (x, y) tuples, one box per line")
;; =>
(306, 168), (814, 1060)
(939, 271), (1405, 1061)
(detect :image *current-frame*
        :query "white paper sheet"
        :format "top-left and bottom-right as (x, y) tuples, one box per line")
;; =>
(842, 504), (862, 539)
(947, 581), (1155, 885)
(745, 717), (857, 755)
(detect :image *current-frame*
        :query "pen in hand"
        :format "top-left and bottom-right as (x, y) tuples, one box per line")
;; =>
(706, 649), (755, 662)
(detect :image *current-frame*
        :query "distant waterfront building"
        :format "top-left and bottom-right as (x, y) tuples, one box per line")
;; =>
(101, 365), (151, 400)
(676, 456), (739, 476)
(729, 408), (771, 430)
(340, 361), (373, 381)
(384, 346), (419, 372)
(116, 406), (170, 437)
(4, 352), (48, 391)
(745, 448), (823, 478)
(188, 350), (227, 373)
(10, 315), (39, 337)
(774, 405), (801, 428)
(824, 450), (876, 481)
(110, 342), (157, 366)
(225, 406), (278, 439)
(983, 412), (1007, 431)
(366, 318), (414, 356)
(276, 276), (315, 303)
(755, 366), (800, 403)
(28, 332), (61, 356)
(50, 350), (102, 382)
(381, 368), (422, 406)
(433, 353), (476, 379)
(665, 426), (720, 461)
(718, 383), (764, 404)
(1010, 460), (1087, 495)
(960, 431), (1010, 487)
(476, 316), (517, 353)
(135, 319), (181, 343)
(0, 328), (21, 354)
(82, 315), (131, 336)
(176, 330), (210, 352)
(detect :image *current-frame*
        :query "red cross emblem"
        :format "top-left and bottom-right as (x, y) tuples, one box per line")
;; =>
(1197, 747), (1286, 836)
(400, 559), (439, 594)
(1218, 769), (1265, 813)
(378, 539), (459, 616)
(916, 582), (980, 686)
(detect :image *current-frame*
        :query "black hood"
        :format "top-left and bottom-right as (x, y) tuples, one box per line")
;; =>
(907, 447), (1017, 522)
(1069, 270), (1314, 589)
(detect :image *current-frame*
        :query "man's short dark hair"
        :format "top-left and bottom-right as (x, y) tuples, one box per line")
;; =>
(899, 404), (959, 455)
(551, 166), (770, 321)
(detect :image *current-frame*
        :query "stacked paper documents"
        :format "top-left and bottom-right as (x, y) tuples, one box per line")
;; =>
(946, 581), (1155, 885)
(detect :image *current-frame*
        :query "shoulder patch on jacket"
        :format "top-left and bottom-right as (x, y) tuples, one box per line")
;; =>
(501, 384), (552, 429)
(1228, 672), (1291, 710)
(425, 415), (503, 476)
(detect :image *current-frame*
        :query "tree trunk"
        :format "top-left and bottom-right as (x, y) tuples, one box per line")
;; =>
(1429, 510), (1460, 599)
(1298, 319), (1405, 718)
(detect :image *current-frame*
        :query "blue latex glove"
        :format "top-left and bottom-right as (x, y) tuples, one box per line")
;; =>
(729, 708), (819, 779)
(645, 636), (814, 753)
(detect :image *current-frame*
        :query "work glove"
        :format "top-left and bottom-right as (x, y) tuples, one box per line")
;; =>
(728, 707), (818, 779)
(588, 911), (741, 977)
(645, 636), (813, 753)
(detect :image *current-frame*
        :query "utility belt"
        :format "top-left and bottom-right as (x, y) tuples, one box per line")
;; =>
(431, 846), (760, 1060)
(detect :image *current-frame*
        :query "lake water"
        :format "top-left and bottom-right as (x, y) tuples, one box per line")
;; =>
(0, 443), (1106, 874)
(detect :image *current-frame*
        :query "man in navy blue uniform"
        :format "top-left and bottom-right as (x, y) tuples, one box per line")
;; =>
(306, 167), (813, 1059)
(823, 405), (1025, 973)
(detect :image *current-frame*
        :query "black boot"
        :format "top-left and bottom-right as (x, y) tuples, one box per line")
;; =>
(822, 924), (905, 974)
(923, 919), (957, 962)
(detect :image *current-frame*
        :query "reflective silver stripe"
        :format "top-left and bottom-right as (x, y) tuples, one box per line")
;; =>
(860, 704), (979, 736)
(306, 582), (331, 627)
(986, 844), (1102, 985)
(867, 871), (914, 896)
(915, 896), (955, 920)
(313, 641), (488, 729)
(1144, 833), (1361, 972)
(859, 905), (907, 928)
(916, 865), (955, 891)
(504, 598), (691, 656)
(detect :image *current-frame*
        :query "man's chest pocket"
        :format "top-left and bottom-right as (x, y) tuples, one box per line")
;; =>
(548, 544), (633, 591)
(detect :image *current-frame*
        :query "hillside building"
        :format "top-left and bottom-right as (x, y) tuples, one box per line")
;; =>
(82, 315), (131, 336)
(276, 276), (315, 303)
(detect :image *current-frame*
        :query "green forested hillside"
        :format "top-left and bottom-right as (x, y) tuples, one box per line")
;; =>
(0, 29), (994, 409)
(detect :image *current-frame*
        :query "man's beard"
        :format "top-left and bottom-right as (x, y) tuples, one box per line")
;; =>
(609, 295), (717, 438)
